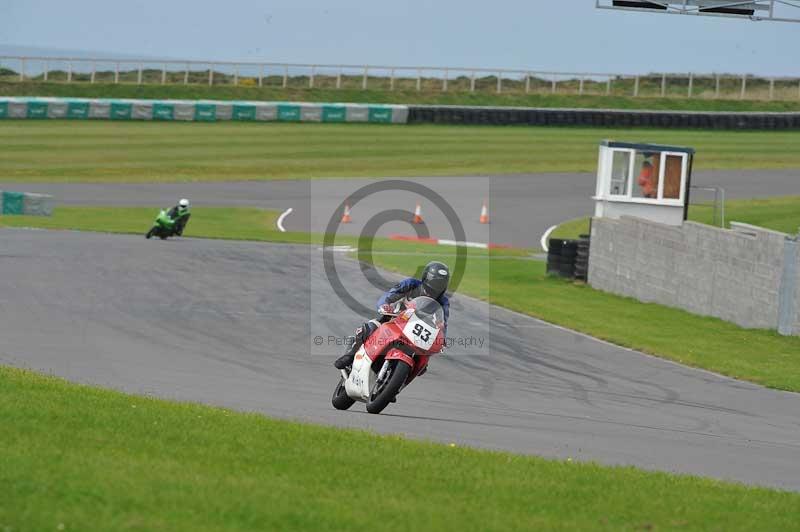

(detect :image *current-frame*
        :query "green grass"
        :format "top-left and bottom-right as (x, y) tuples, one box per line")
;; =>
(549, 196), (800, 242)
(5, 80), (800, 111)
(5, 203), (800, 390)
(550, 217), (593, 241)
(5, 203), (800, 391)
(1, 121), (799, 183)
(414, 196), (800, 391)
(692, 196), (800, 234)
(3, 365), (800, 532)
(0, 206), (309, 244)
(0, 206), (529, 257)
(366, 249), (800, 392)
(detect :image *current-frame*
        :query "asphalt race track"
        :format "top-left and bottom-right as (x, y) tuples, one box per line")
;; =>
(5, 168), (798, 248)
(3, 228), (800, 491)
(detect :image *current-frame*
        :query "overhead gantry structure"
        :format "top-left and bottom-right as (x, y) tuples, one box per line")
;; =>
(595, 0), (800, 23)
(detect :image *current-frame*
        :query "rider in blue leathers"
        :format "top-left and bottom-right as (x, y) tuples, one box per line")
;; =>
(334, 261), (450, 370)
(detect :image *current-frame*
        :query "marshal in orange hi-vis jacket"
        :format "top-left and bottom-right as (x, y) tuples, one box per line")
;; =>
(638, 154), (683, 199)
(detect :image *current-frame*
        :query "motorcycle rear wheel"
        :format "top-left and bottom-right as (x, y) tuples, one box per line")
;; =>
(331, 376), (356, 410)
(366, 360), (410, 414)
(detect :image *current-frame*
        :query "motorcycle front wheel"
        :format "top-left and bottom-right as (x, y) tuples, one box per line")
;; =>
(366, 360), (410, 414)
(331, 376), (356, 410)
(145, 227), (156, 239)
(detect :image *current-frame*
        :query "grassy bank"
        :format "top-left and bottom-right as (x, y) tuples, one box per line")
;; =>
(372, 197), (800, 392)
(2, 365), (799, 532)
(0, 206), (527, 257)
(4, 81), (800, 112)
(368, 196), (800, 395)
(1, 121), (799, 183)
(550, 196), (800, 241)
(0, 206), (309, 244)
(367, 250), (800, 392)
(5, 203), (800, 390)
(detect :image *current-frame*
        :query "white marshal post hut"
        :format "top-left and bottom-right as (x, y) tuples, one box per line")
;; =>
(593, 140), (695, 226)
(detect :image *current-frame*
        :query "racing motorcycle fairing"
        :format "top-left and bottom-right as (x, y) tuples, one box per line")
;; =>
(343, 346), (374, 401)
(341, 296), (445, 404)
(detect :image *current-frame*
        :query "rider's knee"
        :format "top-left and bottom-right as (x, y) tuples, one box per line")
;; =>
(356, 320), (379, 343)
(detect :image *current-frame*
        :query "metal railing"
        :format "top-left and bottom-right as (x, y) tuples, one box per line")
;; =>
(1, 55), (799, 100)
(690, 186), (726, 227)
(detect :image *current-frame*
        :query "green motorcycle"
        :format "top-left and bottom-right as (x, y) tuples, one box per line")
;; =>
(145, 209), (181, 240)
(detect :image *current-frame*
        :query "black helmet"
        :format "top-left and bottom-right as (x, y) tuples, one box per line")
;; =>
(420, 261), (450, 299)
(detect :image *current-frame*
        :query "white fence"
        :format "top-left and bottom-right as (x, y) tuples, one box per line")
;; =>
(1, 55), (799, 100)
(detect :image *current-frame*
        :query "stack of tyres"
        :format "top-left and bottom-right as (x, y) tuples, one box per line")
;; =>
(559, 240), (578, 278)
(574, 234), (591, 281)
(547, 239), (578, 278)
(547, 237), (590, 280)
(546, 239), (564, 275)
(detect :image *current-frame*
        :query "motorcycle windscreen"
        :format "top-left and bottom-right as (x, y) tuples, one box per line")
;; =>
(408, 296), (444, 327)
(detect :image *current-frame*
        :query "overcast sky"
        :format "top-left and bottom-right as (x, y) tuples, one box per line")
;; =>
(0, 0), (797, 75)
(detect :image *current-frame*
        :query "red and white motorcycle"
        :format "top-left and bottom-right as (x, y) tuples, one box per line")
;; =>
(331, 296), (445, 414)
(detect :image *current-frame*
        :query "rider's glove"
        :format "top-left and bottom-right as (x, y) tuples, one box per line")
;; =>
(378, 303), (396, 315)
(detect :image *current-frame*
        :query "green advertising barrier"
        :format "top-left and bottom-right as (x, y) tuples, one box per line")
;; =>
(232, 104), (256, 120)
(152, 103), (174, 120)
(322, 105), (347, 123)
(2, 191), (25, 215)
(110, 102), (132, 120)
(0, 97), (409, 124)
(194, 103), (216, 121)
(0, 191), (54, 216)
(26, 101), (48, 119)
(368, 107), (394, 123)
(67, 101), (89, 119)
(278, 104), (301, 121)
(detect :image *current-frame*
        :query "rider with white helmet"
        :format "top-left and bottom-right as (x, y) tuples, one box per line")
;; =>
(167, 198), (192, 236)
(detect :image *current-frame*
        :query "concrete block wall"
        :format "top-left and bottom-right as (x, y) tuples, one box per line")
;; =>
(795, 273), (800, 333)
(588, 216), (796, 332)
(792, 241), (800, 334)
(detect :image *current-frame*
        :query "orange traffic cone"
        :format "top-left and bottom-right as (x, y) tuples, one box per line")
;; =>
(479, 201), (490, 224)
(412, 203), (423, 224)
(341, 203), (352, 223)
